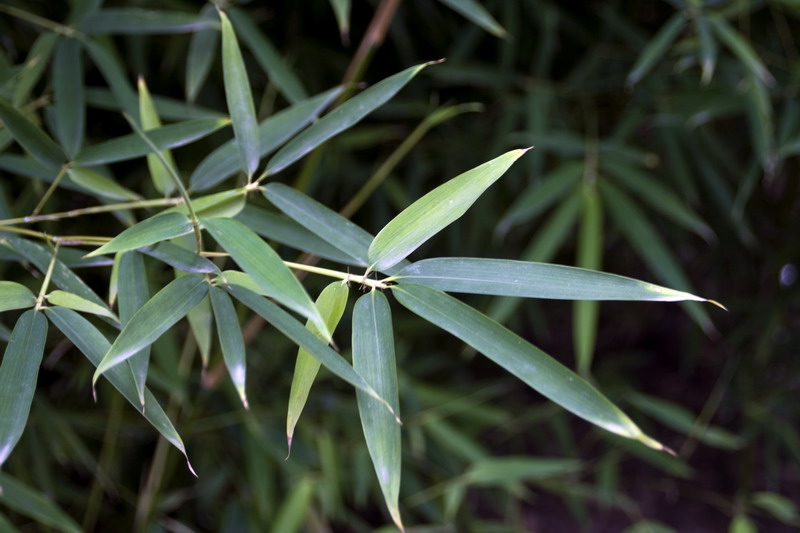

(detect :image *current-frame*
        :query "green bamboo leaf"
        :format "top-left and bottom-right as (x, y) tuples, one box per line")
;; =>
(265, 61), (439, 176)
(464, 456), (582, 486)
(626, 14), (686, 86)
(392, 283), (669, 451)
(77, 8), (218, 34)
(369, 148), (530, 272)
(0, 310), (47, 467)
(138, 77), (176, 195)
(573, 187), (602, 376)
(0, 97), (66, 168)
(163, 189), (246, 219)
(707, 14), (774, 86)
(118, 251), (150, 408)
(0, 155), (59, 183)
(268, 476), (316, 533)
(695, 15), (717, 84)
(47, 290), (119, 322)
(185, 288), (213, 369)
(209, 286), (248, 408)
(44, 307), (193, 472)
(352, 290), (403, 531)
(729, 514), (757, 533)
(185, 4), (219, 103)
(86, 212), (194, 257)
(82, 39), (138, 119)
(219, 9), (260, 178)
(0, 281), (36, 312)
(218, 270), (269, 297)
(52, 38), (84, 157)
(437, 0), (507, 38)
(264, 183), (373, 266)
(92, 275), (208, 383)
(0, 473), (81, 533)
(236, 204), (358, 265)
(141, 241), (219, 274)
(66, 166), (139, 201)
(85, 87), (225, 121)
(202, 216), (330, 341)
(74, 118), (229, 166)
(11, 32), (58, 107)
(287, 282), (349, 451)
(228, 8), (308, 104)
(328, 0), (351, 42)
(751, 492), (797, 524)
(189, 86), (342, 191)
(226, 284), (396, 417)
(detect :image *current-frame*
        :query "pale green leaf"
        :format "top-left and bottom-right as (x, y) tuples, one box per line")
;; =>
(627, 14), (686, 86)
(353, 290), (403, 531)
(118, 251), (150, 408)
(66, 166), (139, 201)
(86, 212), (194, 258)
(47, 290), (119, 322)
(52, 38), (84, 157)
(0, 97), (66, 168)
(219, 9), (259, 178)
(210, 286), (248, 408)
(265, 61), (438, 176)
(138, 76), (176, 195)
(437, 0), (507, 38)
(0, 281), (36, 312)
(218, 270), (269, 297)
(368, 148), (529, 271)
(0, 310), (47, 466)
(163, 189), (246, 219)
(77, 8), (218, 34)
(0, 472), (81, 533)
(392, 284), (669, 451)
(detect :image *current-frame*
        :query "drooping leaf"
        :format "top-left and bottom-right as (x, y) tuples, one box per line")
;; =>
(626, 13), (686, 86)
(392, 283), (669, 451)
(219, 9), (260, 178)
(86, 212), (194, 257)
(47, 290), (119, 322)
(66, 166), (139, 201)
(0, 310), (47, 467)
(368, 148), (530, 271)
(287, 282), (349, 450)
(352, 290), (403, 531)
(138, 76), (176, 195)
(437, 0), (507, 38)
(202, 216), (329, 341)
(52, 38), (85, 157)
(0, 472), (82, 533)
(185, 4), (219, 103)
(117, 251), (150, 408)
(265, 61), (438, 176)
(189, 86), (342, 191)
(573, 186), (602, 376)
(93, 275), (208, 383)
(0, 281), (36, 312)
(209, 286), (248, 408)
(140, 241), (219, 274)
(0, 97), (66, 168)
(77, 8), (218, 34)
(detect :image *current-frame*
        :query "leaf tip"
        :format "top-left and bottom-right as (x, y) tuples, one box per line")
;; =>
(285, 437), (293, 461)
(707, 299), (728, 312)
(186, 458), (198, 478)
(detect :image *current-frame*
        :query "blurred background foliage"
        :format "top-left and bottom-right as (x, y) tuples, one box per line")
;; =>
(0, 0), (798, 531)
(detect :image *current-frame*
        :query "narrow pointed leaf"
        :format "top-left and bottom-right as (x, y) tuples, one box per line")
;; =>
(268, 476), (316, 533)
(67, 166), (139, 201)
(353, 290), (403, 531)
(44, 307), (191, 467)
(185, 5), (219, 103)
(265, 61), (438, 176)
(85, 87), (225, 121)
(141, 241), (219, 274)
(573, 187), (602, 376)
(392, 284), (668, 451)
(707, 14), (774, 86)
(202, 216), (330, 341)
(0, 281), (36, 312)
(0, 473), (81, 533)
(47, 290), (119, 322)
(52, 38), (84, 157)
(93, 275), (208, 382)
(627, 14), (686, 86)
(0, 310), (47, 466)
(11, 32), (58, 107)
(464, 456), (582, 486)
(287, 282), (349, 448)
(163, 189), (246, 219)
(86, 212), (194, 257)
(369, 148), (529, 271)
(185, 288), (212, 369)
(209, 286), (248, 408)
(0, 97), (66, 167)
(219, 9), (259, 178)
(82, 39), (138, 119)
(695, 16), (717, 84)
(139, 77), (176, 195)
(74, 118), (229, 166)
(77, 8), (218, 34)
(118, 251), (150, 407)
(437, 0), (507, 38)
(218, 270), (270, 297)
(190, 86), (342, 191)
(328, 0), (351, 42)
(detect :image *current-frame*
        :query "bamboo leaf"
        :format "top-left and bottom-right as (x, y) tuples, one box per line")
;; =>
(352, 290), (403, 531)
(209, 286), (248, 408)
(464, 456), (582, 486)
(268, 476), (316, 533)
(573, 187), (603, 376)
(86, 212), (194, 257)
(265, 61), (438, 176)
(184, 285), (213, 370)
(287, 281), (349, 451)
(140, 241), (219, 274)
(117, 251), (150, 408)
(368, 148), (529, 272)
(0, 97), (66, 168)
(44, 307), (192, 470)
(0, 472), (82, 533)
(93, 275), (208, 383)
(627, 14), (686, 86)
(47, 290), (119, 322)
(189, 86), (342, 191)
(707, 14), (774, 86)
(138, 76), (176, 195)
(74, 118), (229, 166)
(202, 216), (330, 341)
(219, 9), (260, 178)
(52, 38), (84, 157)
(0, 281), (36, 312)
(328, 0), (351, 43)
(0, 310), (47, 467)
(695, 15), (717, 84)
(77, 8), (218, 34)
(163, 189), (246, 219)
(85, 87), (225, 121)
(392, 283), (669, 451)
(11, 32), (58, 107)
(437, 0), (507, 38)
(184, 4), (218, 103)
(82, 39), (138, 119)
(66, 166), (139, 201)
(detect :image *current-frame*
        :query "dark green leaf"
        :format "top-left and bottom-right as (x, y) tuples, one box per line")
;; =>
(437, 0), (507, 38)
(86, 212), (194, 257)
(627, 14), (686, 86)
(82, 39), (138, 119)
(118, 251), (150, 408)
(209, 286), (248, 408)
(11, 32), (58, 107)
(141, 241), (219, 274)
(0, 97), (66, 168)
(707, 14), (774, 86)
(0, 473), (81, 533)
(185, 5), (219, 103)
(138, 76), (176, 195)
(464, 456), (582, 486)
(77, 8), (219, 34)
(52, 38), (84, 157)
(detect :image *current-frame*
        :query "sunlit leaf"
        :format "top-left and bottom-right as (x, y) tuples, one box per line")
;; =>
(86, 212), (194, 257)
(163, 189), (246, 219)
(0, 281), (36, 312)
(0, 97), (66, 167)
(0, 472), (82, 533)
(66, 166), (139, 201)
(368, 148), (529, 271)
(77, 8), (218, 34)
(47, 290), (119, 321)
(627, 14), (686, 86)
(52, 38), (84, 157)
(437, 0), (507, 38)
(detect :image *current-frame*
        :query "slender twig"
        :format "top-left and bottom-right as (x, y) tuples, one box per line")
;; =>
(0, 197), (182, 226)
(283, 261), (390, 289)
(34, 241), (60, 310)
(0, 225), (111, 245)
(30, 165), (69, 217)
(0, 4), (87, 41)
